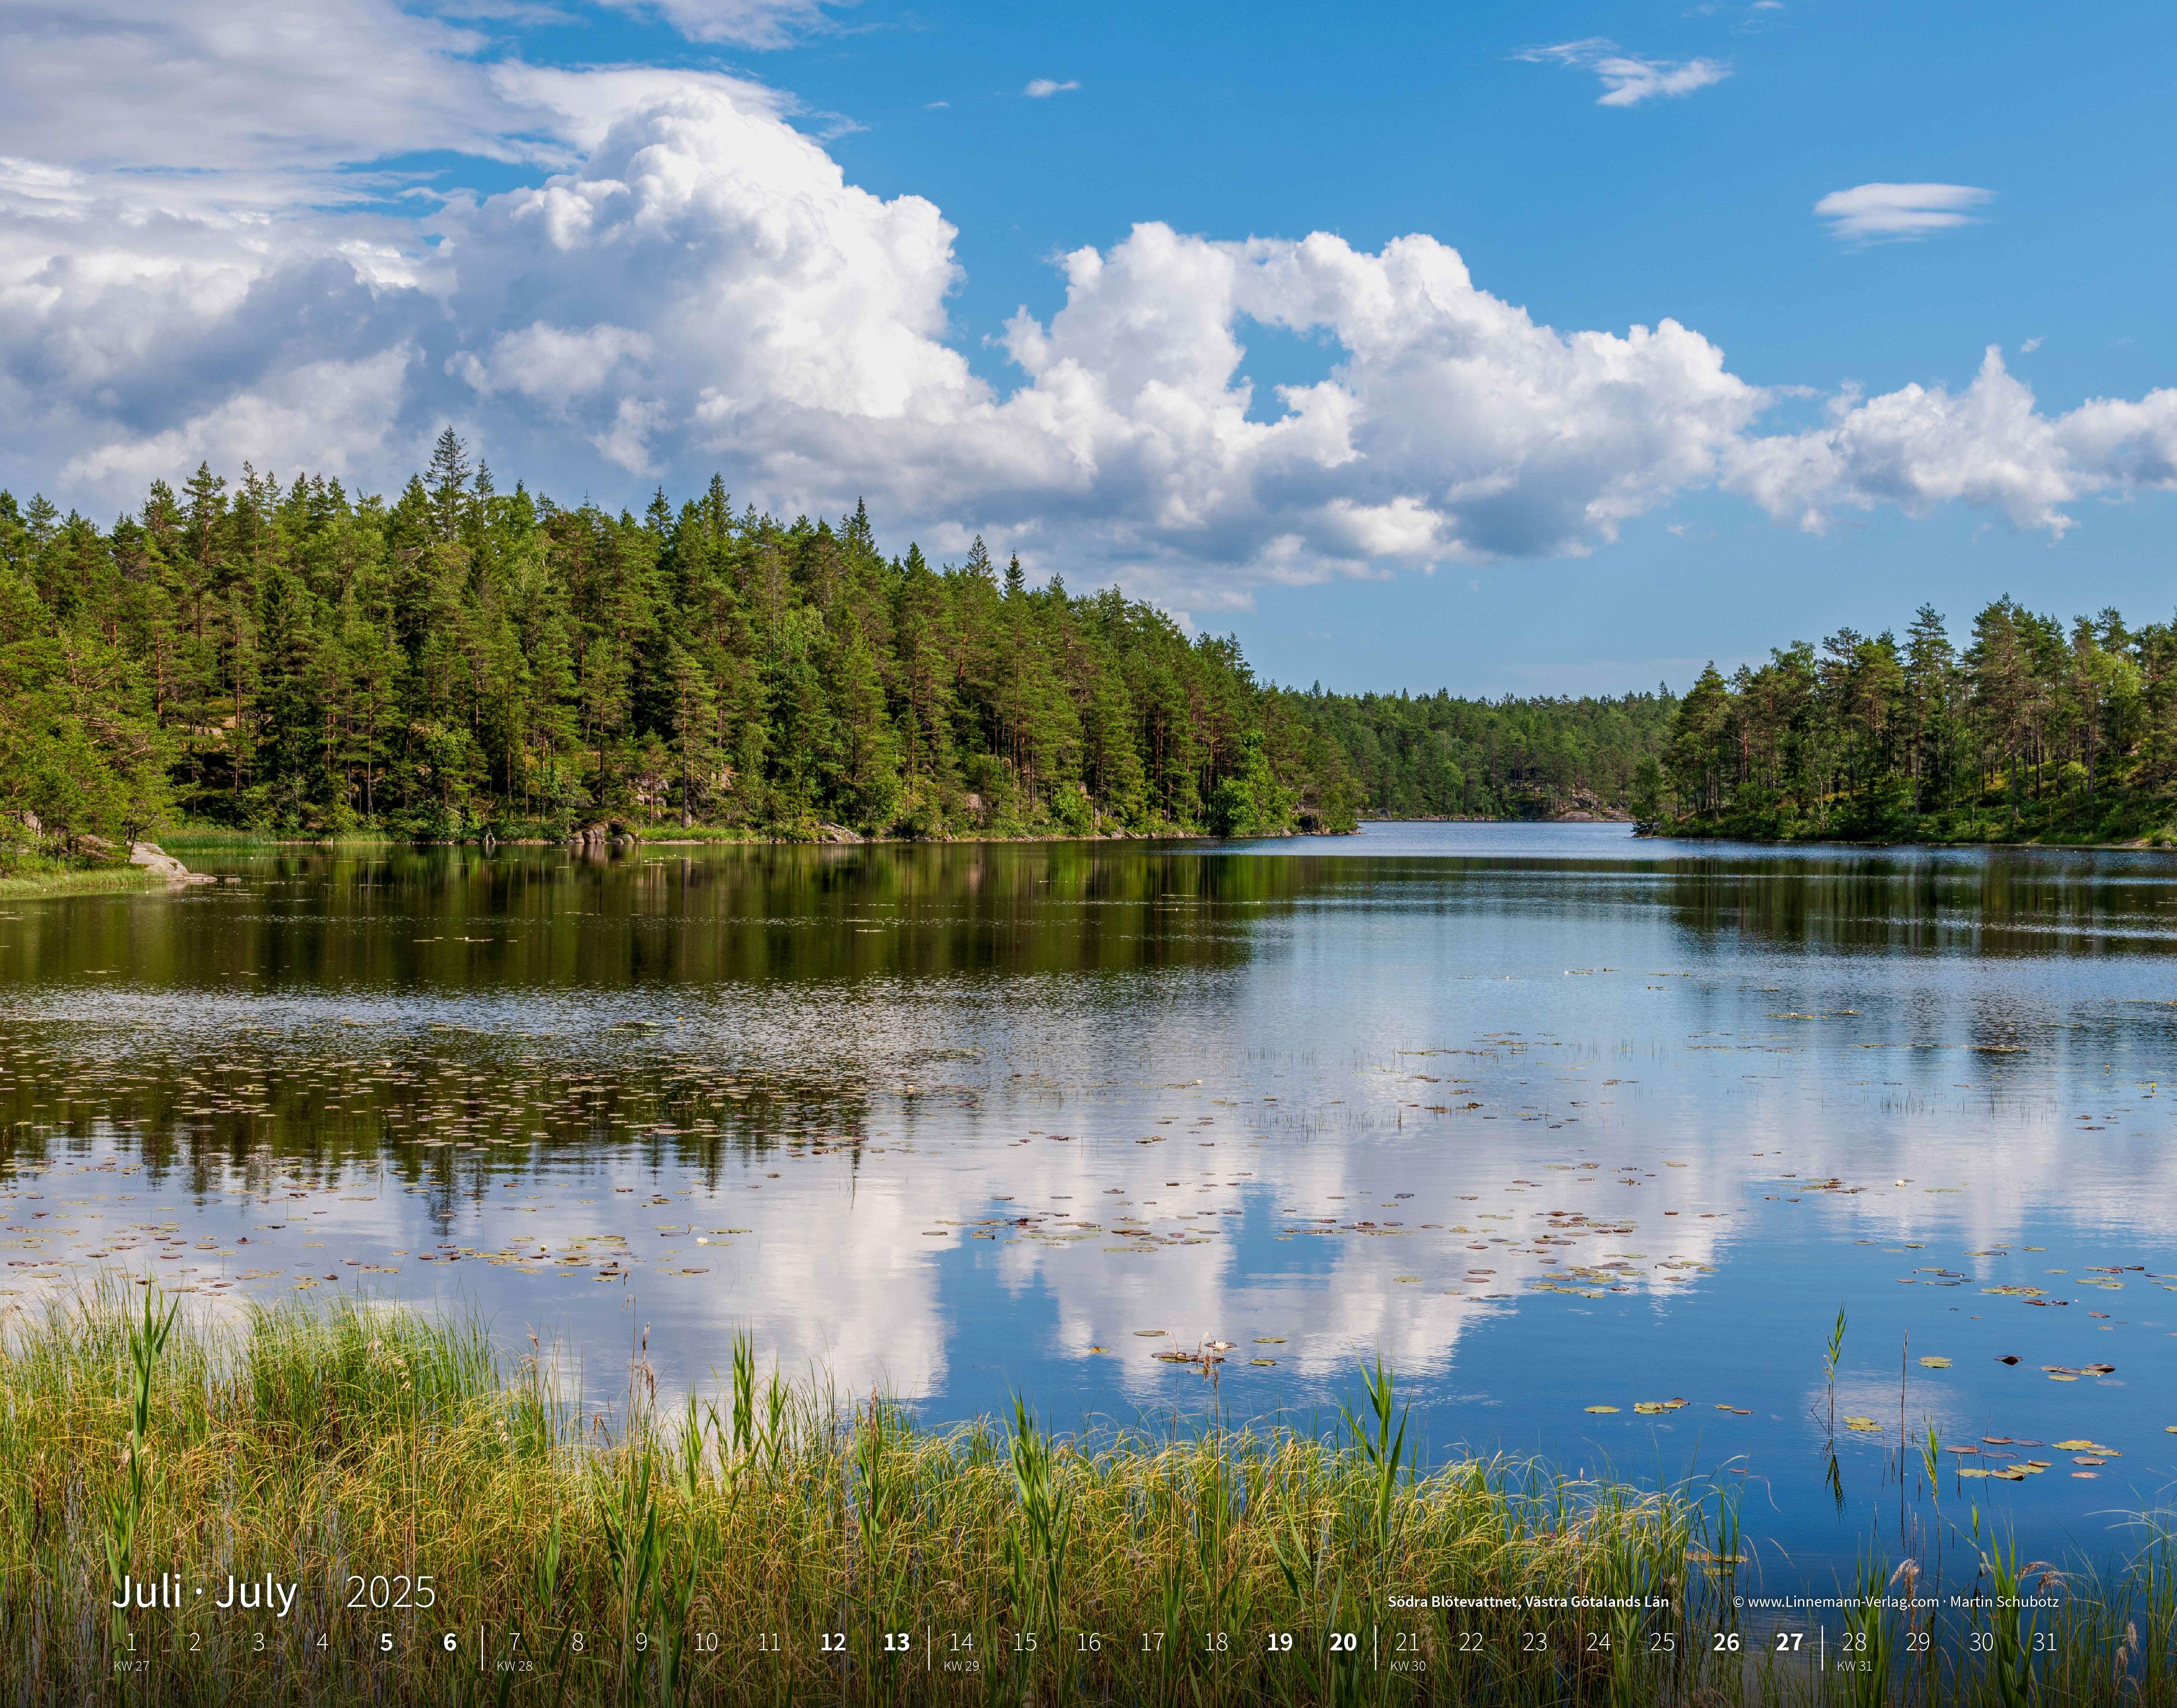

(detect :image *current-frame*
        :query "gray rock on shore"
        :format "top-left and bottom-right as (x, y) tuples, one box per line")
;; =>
(129, 842), (216, 885)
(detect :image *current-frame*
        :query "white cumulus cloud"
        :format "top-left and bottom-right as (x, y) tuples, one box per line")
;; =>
(0, 0), (552, 190)
(61, 347), (417, 492)
(1815, 181), (1993, 242)
(450, 322), (655, 404)
(1024, 78), (1080, 98)
(1724, 347), (2177, 533)
(3, 4), (2175, 612)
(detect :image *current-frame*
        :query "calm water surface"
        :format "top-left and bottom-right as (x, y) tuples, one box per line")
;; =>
(3, 823), (2173, 1589)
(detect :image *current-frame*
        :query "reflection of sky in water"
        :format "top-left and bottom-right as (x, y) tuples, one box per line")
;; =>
(0, 823), (2174, 1587)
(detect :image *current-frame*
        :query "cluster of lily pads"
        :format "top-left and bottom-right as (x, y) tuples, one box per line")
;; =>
(1952, 1435), (2120, 1481)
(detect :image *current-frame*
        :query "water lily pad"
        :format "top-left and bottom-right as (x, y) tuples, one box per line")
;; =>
(1918, 1356), (1952, 1369)
(1585, 1405), (1620, 1414)
(1843, 1416), (1882, 1432)
(1250, 1358), (1276, 1367)
(1133, 1330), (1167, 1337)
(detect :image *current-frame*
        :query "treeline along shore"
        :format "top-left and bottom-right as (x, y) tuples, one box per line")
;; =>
(1641, 600), (2177, 846)
(1, 433), (1667, 869)
(13, 435), (2177, 864)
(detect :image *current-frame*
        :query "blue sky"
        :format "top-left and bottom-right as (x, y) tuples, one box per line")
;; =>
(2, 0), (2173, 694)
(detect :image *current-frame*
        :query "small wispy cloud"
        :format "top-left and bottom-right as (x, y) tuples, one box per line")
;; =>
(2019, 336), (2042, 353)
(1023, 78), (1079, 98)
(1517, 39), (1731, 106)
(923, 100), (948, 109)
(1814, 181), (1993, 242)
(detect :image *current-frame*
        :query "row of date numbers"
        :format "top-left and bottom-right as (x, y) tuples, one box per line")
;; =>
(110, 1625), (2070, 1664)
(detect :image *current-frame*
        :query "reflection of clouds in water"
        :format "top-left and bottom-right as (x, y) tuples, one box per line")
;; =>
(731, 1175), (957, 1399)
(12, 990), (2160, 1416)
(5, 833), (2177, 1520)
(632, 1096), (1749, 1402)
(1642, 1068), (2177, 1248)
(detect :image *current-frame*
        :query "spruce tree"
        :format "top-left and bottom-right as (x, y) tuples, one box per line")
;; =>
(427, 428), (471, 543)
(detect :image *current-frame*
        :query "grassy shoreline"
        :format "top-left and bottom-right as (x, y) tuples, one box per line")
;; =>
(0, 865), (172, 900)
(0, 1289), (2168, 1705)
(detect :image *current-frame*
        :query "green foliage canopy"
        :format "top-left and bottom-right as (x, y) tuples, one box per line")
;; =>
(1645, 601), (2177, 844)
(0, 441), (1671, 846)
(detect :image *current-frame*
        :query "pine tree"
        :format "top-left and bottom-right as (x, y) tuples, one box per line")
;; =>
(825, 611), (900, 831)
(427, 428), (471, 544)
(844, 498), (874, 554)
(663, 638), (718, 826)
(1902, 604), (1956, 812)
(1665, 664), (1732, 819)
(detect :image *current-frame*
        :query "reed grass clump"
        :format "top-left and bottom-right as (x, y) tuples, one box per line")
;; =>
(0, 1285), (2168, 1707)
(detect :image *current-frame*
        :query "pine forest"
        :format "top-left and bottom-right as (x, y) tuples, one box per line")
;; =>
(0, 433), (1672, 863)
(1644, 601), (2177, 845)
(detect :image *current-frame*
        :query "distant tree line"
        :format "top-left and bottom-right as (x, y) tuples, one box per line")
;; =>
(1284, 686), (1675, 821)
(1642, 600), (2177, 843)
(2, 433), (1672, 854)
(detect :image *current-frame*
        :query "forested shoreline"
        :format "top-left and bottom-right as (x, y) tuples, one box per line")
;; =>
(0, 436), (1666, 867)
(26, 437), (2160, 863)
(1642, 599), (2177, 846)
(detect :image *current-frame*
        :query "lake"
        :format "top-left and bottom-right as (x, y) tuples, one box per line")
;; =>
(2, 822), (2172, 1593)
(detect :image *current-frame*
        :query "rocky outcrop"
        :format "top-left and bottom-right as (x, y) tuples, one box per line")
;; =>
(1544, 790), (1632, 823)
(568, 821), (638, 853)
(129, 842), (215, 884)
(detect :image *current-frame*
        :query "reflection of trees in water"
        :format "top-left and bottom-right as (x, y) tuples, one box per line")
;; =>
(0, 1025), (876, 1238)
(0, 847), (1325, 1230)
(16, 843), (1315, 995)
(1654, 851), (2177, 958)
